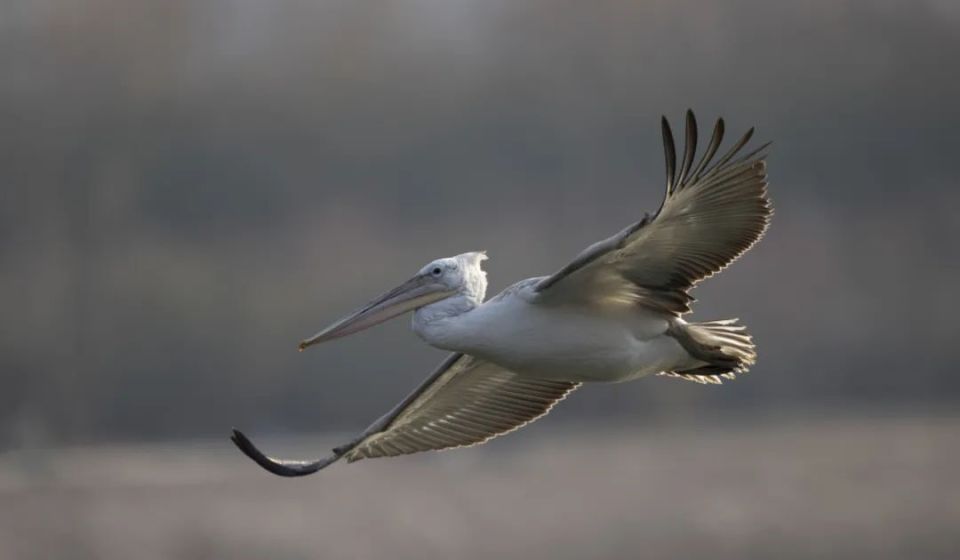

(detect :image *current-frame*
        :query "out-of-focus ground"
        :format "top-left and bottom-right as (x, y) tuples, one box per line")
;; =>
(2, 409), (957, 560)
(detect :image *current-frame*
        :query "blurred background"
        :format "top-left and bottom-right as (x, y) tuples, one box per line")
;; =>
(2, 0), (959, 558)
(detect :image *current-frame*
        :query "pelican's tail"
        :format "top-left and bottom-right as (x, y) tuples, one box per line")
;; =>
(662, 319), (757, 384)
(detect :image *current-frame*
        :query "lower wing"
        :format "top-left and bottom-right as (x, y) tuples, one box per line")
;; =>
(232, 353), (580, 476)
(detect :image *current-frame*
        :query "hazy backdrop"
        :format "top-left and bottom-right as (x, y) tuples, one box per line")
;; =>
(2, 0), (959, 558)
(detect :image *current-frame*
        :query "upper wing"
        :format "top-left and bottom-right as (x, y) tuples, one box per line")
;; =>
(534, 111), (772, 315)
(231, 354), (579, 476)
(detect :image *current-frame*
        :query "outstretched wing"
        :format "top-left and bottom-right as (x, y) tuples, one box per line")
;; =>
(231, 354), (579, 476)
(534, 110), (772, 315)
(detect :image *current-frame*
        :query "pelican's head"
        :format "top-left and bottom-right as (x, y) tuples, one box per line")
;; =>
(298, 251), (487, 351)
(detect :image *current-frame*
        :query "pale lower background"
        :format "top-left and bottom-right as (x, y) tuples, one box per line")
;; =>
(2, 409), (957, 560)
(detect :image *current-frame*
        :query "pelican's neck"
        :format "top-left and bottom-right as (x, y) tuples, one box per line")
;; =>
(412, 292), (481, 351)
(413, 251), (489, 351)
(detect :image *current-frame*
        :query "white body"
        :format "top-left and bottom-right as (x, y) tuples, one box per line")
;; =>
(414, 278), (700, 383)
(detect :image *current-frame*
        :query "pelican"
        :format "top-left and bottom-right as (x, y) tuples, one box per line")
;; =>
(232, 110), (772, 476)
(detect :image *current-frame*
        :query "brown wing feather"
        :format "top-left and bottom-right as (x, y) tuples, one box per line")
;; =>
(231, 354), (578, 476)
(344, 355), (579, 462)
(534, 110), (772, 315)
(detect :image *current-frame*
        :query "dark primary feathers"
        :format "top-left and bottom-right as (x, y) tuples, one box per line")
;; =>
(534, 110), (772, 315)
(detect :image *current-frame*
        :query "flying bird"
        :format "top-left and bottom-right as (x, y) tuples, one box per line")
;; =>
(232, 110), (772, 476)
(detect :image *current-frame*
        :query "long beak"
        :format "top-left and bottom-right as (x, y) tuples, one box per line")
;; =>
(298, 274), (453, 351)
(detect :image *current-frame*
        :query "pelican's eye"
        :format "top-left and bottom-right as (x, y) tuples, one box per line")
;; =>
(431, 267), (442, 277)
